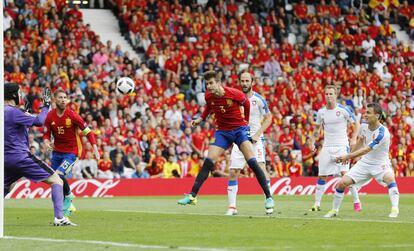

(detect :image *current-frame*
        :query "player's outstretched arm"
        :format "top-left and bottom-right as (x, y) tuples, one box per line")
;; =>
(336, 146), (371, 164)
(309, 124), (321, 152)
(350, 120), (361, 150)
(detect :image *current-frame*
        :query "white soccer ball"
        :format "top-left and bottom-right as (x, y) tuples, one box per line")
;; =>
(116, 77), (135, 95)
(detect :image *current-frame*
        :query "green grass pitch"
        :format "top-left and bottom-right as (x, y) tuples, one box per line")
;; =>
(1, 195), (414, 251)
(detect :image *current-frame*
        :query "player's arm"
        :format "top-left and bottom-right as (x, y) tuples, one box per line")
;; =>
(337, 130), (386, 163)
(252, 112), (272, 143)
(309, 124), (321, 152)
(230, 88), (250, 122)
(192, 105), (211, 127)
(14, 87), (51, 127)
(309, 109), (322, 151)
(336, 145), (371, 164)
(43, 113), (54, 152)
(71, 111), (100, 160)
(348, 109), (360, 150)
(351, 134), (365, 152)
(241, 97), (250, 123)
(13, 106), (49, 127)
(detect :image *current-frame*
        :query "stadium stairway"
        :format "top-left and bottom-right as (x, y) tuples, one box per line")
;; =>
(391, 24), (413, 47)
(81, 9), (142, 62)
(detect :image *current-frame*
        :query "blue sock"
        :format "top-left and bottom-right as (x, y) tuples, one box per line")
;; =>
(388, 182), (397, 189)
(317, 179), (326, 185)
(228, 180), (238, 186)
(336, 188), (344, 193)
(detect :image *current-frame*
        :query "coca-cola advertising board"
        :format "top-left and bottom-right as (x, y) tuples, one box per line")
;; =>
(6, 177), (414, 199)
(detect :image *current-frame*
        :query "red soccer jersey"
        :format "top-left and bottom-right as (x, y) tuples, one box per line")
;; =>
(44, 108), (89, 157)
(201, 86), (249, 131)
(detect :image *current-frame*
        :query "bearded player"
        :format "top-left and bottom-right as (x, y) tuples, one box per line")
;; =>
(44, 90), (100, 216)
(226, 72), (273, 215)
(178, 70), (274, 214)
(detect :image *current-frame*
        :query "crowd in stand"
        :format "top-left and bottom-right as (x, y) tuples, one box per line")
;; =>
(3, 0), (414, 179)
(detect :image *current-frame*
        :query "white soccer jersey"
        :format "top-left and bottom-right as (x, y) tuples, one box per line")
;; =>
(248, 92), (270, 138)
(359, 123), (391, 165)
(316, 104), (356, 147)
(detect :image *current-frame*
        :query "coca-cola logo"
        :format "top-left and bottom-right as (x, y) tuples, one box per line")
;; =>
(270, 177), (359, 195)
(6, 179), (120, 199)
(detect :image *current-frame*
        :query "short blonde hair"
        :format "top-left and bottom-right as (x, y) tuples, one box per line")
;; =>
(324, 85), (339, 95)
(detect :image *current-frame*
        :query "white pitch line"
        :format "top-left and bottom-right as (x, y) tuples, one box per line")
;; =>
(105, 209), (414, 224)
(3, 236), (241, 251)
(5, 236), (414, 251)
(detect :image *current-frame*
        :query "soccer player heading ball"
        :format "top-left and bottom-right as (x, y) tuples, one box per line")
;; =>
(177, 70), (274, 214)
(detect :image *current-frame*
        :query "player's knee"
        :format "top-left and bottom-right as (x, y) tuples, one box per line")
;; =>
(49, 173), (63, 186)
(339, 177), (352, 189)
(383, 172), (396, 184)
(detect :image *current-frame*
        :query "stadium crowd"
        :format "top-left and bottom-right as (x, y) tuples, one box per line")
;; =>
(3, 0), (414, 179)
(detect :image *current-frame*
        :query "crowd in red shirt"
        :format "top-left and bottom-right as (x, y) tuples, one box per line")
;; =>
(3, 0), (414, 178)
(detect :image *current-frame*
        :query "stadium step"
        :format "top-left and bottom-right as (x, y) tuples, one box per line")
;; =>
(390, 24), (412, 46)
(80, 9), (143, 63)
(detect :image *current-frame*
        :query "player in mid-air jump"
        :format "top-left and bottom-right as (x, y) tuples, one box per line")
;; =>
(4, 83), (76, 226)
(44, 90), (100, 216)
(177, 70), (274, 214)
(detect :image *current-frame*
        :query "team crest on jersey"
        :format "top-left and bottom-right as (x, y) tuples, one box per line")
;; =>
(252, 100), (257, 106)
(65, 118), (72, 128)
(336, 111), (340, 117)
(226, 99), (233, 107)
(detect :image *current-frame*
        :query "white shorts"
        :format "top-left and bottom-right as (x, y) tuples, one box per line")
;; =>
(347, 160), (393, 187)
(318, 146), (350, 176)
(230, 139), (265, 169)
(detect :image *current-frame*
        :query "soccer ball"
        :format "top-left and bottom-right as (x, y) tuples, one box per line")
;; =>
(116, 77), (135, 95)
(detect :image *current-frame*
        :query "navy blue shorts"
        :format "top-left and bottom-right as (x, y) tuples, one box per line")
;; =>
(51, 151), (78, 177)
(211, 126), (251, 150)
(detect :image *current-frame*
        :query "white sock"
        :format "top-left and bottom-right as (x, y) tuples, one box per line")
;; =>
(333, 188), (345, 211)
(315, 179), (326, 207)
(349, 185), (360, 203)
(388, 184), (399, 209)
(227, 180), (238, 208)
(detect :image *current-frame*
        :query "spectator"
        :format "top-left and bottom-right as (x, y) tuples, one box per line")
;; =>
(76, 151), (98, 179)
(162, 154), (181, 178)
(98, 151), (114, 179)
